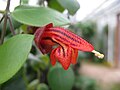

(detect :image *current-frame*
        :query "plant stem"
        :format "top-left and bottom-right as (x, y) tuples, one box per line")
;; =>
(37, 69), (41, 81)
(6, 0), (11, 12)
(8, 16), (16, 35)
(0, 15), (5, 24)
(0, 0), (11, 45)
(22, 65), (29, 88)
(0, 14), (7, 45)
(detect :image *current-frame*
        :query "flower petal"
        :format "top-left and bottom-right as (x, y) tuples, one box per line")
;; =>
(34, 23), (55, 54)
(34, 27), (46, 54)
(54, 46), (72, 70)
(71, 48), (78, 64)
(43, 27), (94, 52)
(50, 48), (57, 66)
(45, 23), (53, 28)
(40, 40), (53, 54)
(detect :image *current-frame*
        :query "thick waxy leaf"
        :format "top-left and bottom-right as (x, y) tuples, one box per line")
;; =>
(0, 34), (34, 84)
(11, 5), (70, 26)
(48, 0), (65, 12)
(57, 0), (80, 15)
(37, 83), (49, 90)
(2, 70), (26, 90)
(47, 64), (75, 90)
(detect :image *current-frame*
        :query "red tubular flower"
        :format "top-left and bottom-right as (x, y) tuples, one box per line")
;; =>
(34, 23), (104, 70)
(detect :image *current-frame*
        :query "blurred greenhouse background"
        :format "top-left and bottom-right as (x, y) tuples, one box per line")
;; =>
(1, 0), (120, 90)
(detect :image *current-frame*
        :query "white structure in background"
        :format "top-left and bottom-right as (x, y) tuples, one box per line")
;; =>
(83, 0), (120, 67)
(0, 0), (20, 11)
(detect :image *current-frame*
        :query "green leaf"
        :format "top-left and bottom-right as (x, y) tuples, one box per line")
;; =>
(0, 34), (34, 84)
(27, 79), (39, 90)
(11, 5), (70, 26)
(47, 64), (75, 90)
(2, 70), (26, 90)
(37, 83), (49, 90)
(57, 0), (80, 15)
(48, 0), (65, 12)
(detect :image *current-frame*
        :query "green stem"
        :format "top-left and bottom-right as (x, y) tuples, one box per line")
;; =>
(22, 65), (29, 88)
(8, 16), (16, 35)
(37, 69), (41, 81)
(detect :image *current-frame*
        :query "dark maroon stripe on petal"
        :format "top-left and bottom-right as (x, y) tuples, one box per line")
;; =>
(45, 29), (81, 44)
